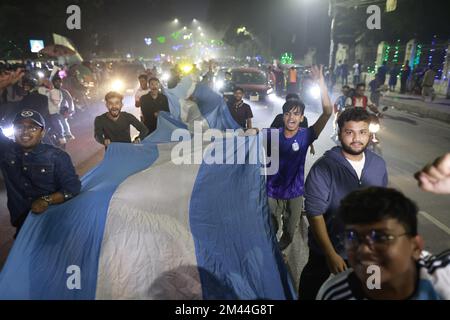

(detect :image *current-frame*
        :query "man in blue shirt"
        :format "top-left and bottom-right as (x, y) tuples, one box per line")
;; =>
(266, 65), (332, 252)
(0, 109), (81, 237)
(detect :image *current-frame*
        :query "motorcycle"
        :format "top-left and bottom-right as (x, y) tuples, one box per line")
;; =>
(367, 106), (388, 156)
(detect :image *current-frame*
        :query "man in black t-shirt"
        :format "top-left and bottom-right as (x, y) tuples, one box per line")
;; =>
(94, 91), (149, 148)
(139, 77), (170, 134)
(227, 87), (253, 130)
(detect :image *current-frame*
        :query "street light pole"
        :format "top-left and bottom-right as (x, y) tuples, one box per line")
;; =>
(329, 0), (337, 70)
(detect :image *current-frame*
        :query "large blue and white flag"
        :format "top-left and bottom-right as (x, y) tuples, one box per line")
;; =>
(0, 77), (296, 300)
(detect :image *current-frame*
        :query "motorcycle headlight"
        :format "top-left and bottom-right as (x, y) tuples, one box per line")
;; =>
(111, 79), (125, 92)
(309, 85), (321, 99)
(180, 64), (193, 74)
(161, 73), (170, 82)
(369, 122), (380, 133)
(215, 80), (224, 90)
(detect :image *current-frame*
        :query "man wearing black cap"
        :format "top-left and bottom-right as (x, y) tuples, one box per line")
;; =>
(0, 109), (81, 236)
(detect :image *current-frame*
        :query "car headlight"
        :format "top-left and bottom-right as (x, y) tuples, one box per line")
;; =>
(215, 80), (224, 90)
(111, 79), (125, 91)
(1, 126), (14, 138)
(161, 73), (170, 82)
(180, 64), (193, 74)
(309, 85), (321, 99)
(369, 122), (380, 133)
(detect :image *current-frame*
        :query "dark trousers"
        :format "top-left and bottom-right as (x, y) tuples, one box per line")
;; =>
(400, 78), (408, 94)
(298, 250), (332, 300)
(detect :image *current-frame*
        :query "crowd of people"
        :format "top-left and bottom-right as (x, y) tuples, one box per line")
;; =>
(331, 59), (439, 102)
(0, 59), (449, 300)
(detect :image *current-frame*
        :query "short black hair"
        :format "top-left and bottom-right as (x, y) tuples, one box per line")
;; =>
(339, 187), (418, 236)
(337, 108), (371, 131)
(234, 87), (244, 93)
(148, 77), (159, 83)
(138, 74), (148, 80)
(356, 82), (366, 89)
(52, 76), (62, 84)
(342, 85), (350, 90)
(285, 93), (300, 102)
(282, 100), (305, 115)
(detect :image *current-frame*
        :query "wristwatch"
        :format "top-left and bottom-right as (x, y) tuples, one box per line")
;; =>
(40, 195), (52, 205)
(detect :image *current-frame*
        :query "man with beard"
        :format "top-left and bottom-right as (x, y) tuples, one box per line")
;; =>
(298, 108), (388, 300)
(94, 91), (149, 149)
(139, 78), (170, 134)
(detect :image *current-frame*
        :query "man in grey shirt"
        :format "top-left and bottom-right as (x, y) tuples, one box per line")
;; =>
(94, 91), (149, 148)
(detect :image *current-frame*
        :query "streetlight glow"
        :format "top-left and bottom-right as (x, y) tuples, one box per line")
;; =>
(173, 18), (179, 23)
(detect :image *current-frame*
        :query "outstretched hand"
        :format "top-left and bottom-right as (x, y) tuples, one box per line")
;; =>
(415, 153), (450, 194)
(310, 65), (325, 84)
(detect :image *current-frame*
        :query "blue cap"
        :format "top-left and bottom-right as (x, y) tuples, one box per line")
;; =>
(13, 109), (45, 128)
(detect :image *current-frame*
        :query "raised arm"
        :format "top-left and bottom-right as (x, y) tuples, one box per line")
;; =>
(311, 65), (333, 138)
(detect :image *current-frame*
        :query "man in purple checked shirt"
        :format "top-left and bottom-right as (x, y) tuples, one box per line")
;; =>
(266, 65), (332, 252)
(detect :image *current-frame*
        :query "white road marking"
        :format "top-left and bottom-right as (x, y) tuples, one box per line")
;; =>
(419, 211), (450, 236)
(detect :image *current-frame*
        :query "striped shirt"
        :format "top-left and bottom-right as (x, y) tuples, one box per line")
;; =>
(317, 250), (450, 300)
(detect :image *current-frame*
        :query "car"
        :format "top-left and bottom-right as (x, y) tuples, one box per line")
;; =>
(230, 67), (273, 102)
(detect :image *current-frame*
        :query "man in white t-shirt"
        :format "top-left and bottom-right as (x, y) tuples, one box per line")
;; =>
(38, 78), (66, 145)
(299, 108), (388, 299)
(135, 74), (150, 109)
(352, 60), (362, 86)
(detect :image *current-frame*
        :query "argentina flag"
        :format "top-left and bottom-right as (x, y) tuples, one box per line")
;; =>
(0, 76), (296, 300)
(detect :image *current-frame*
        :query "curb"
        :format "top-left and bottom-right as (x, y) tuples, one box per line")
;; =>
(381, 97), (450, 124)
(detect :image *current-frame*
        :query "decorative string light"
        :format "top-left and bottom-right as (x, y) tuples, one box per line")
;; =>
(392, 39), (400, 63)
(414, 44), (422, 67)
(437, 43), (448, 79)
(281, 52), (294, 65)
(428, 35), (437, 67)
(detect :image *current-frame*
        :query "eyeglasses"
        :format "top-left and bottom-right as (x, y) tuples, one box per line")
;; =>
(13, 124), (42, 133)
(344, 229), (410, 250)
